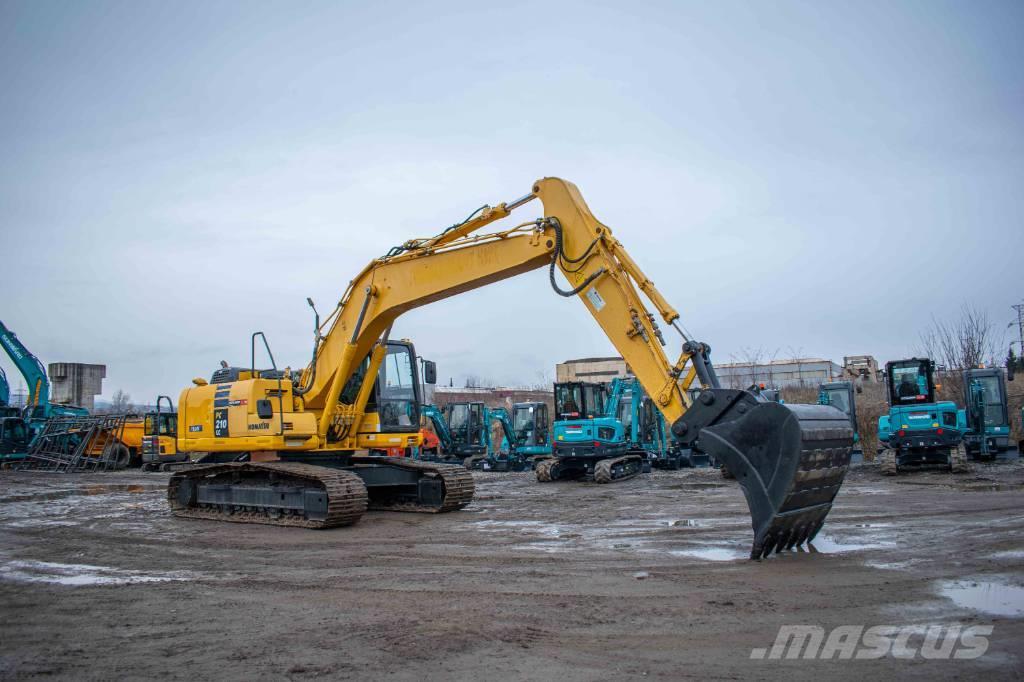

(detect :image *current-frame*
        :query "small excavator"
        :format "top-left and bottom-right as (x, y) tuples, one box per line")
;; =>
(877, 358), (969, 474)
(167, 178), (853, 559)
(418, 402), (487, 464)
(543, 380), (643, 482)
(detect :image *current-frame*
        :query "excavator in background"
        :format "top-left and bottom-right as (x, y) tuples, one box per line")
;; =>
(471, 406), (527, 471)
(962, 368), (1010, 459)
(0, 367), (9, 409)
(510, 401), (553, 464)
(544, 376), (676, 479)
(166, 177), (853, 559)
(818, 381), (860, 450)
(141, 396), (189, 471)
(419, 402), (487, 464)
(422, 402), (522, 470)
(0, 319), (89, 428)
(543, 380), (647, 482)
(877, 358), (968, 474)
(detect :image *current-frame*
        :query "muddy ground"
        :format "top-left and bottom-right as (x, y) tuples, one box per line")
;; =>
(0, 458), (1022, 680)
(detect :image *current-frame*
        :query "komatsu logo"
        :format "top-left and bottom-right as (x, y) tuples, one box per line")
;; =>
(247, 423), (270, 431)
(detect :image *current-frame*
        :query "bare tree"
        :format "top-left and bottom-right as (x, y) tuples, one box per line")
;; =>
(531, 368), (554, 391)
(729, 347), (764, 389)
(787, 346), (805, 387)
(110, 389), (132, 414)
(464, 375), (496, 389)
(764, 347), (781, 388)
(918, 304), (1001, 400)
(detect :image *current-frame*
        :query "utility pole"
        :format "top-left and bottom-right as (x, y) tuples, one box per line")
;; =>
(1013, 303), (1024, 356)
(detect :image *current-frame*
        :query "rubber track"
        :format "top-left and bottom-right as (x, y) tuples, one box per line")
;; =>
(350, 456), (474, 513)
(879, 448), (898, 475)
(593, 454), (645, 484)
(535, 458), (557, 482)
(167, 462), (368, 528)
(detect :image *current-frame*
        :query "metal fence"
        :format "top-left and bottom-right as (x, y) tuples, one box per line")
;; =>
(18, 415), (129, 472)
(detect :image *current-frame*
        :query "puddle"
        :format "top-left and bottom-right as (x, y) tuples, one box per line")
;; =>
(867, 560), (917, 571)
(807, 535), (895, 554)
(666, 519), (704, 528)
(851, 487), (894, 495)
(669, 547), (747, 562)
(0, 559), (196, 587)
(473, 520), (563, 537)
(0, 484), (162, 504)
(938, 578), (1024, 617)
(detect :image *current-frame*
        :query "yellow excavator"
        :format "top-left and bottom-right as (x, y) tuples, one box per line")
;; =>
(169, 177), (853, 559)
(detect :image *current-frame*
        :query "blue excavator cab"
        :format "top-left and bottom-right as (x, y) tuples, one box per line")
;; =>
(962, 368), (1010, 459)
(510, 401), (552, 462)
(818, 381), (859, 445)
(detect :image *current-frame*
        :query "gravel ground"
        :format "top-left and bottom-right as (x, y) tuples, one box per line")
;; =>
(0, 459), (1022, 680)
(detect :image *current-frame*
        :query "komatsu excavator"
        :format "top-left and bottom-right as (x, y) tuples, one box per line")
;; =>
(169, 177), (853, 559)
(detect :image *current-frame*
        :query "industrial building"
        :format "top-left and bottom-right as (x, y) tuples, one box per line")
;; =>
(714, 358), (843, 388)
(555, 357), (630, 383)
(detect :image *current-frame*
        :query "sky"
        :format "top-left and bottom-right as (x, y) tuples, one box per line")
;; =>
(1, 0), (1022, 403)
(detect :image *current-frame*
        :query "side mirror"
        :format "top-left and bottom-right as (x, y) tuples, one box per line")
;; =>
(256, 399), (274, 419)
(423, 360), (437, 385)
(856, 385), (863, 394)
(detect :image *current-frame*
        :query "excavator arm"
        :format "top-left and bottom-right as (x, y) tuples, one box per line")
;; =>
(0, 320), (51, 416)
(292, 177), (852, 558)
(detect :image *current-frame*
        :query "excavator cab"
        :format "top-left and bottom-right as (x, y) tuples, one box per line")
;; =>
(962, 368), (1010, 458)
(818, 381), (859, 445)
(0, 416), (30, 460)
(340, 340), (424, 435)
(511, 402), (552, 468)
(141, 395), (188, 471)
(444, 401), (487, 457)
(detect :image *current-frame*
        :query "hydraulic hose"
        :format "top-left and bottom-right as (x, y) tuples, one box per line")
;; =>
(547, 218), (605, 298)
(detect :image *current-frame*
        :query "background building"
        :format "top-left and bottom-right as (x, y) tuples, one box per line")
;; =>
(714, 358), (843, 388)
(434, 385), (552, 412)
(555, 357), (629, 383)
(843, 355), (881, 383)
(48, 362), (106, 411)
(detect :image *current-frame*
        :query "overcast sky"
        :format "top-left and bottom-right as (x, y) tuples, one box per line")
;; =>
(1, 0), (1021, 403)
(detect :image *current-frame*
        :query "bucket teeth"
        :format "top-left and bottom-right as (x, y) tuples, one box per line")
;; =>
(698, 401), (854, 560)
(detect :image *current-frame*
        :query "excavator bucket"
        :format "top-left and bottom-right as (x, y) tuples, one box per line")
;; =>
(674, 392), (853, 560)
